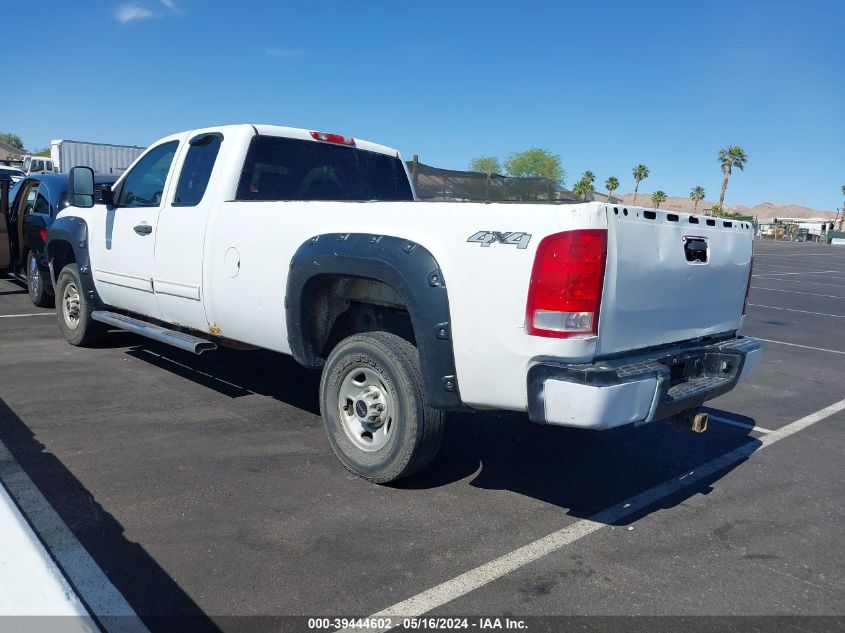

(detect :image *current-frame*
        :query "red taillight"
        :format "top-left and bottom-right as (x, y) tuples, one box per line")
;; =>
(309, 131), (355, 146)
(39, 228), (48, 243)
(743, 256), (754, 315)
(526, 229), (607, 338)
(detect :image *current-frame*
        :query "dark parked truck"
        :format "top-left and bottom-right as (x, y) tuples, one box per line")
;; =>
(32, 124), (761, 482)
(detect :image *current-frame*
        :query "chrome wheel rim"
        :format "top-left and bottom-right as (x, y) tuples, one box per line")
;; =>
(337, 367), (393, 452)
(28, 254), (39, 298)
(62, 281), (80, 330)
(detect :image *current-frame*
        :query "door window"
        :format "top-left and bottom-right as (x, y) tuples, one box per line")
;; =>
(116, 141), (178, 207)
(173, 133), (222, 206)
(32, 183), (51, 215)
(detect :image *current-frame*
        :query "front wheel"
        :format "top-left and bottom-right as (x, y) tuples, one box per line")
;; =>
(319, 331), (445, 483)
(27, 251), (54, 308)
(55, 264), (105, 346)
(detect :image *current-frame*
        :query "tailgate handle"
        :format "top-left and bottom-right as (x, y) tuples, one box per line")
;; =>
(684, 237), (708, 263)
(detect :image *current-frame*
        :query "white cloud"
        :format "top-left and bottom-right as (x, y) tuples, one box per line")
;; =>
(115, 3), (155, 23)
(264, 47), (304, 58)
(159, 0), (184, 14)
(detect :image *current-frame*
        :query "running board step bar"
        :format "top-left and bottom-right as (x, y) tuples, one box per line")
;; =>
(91, 311), (217, 354)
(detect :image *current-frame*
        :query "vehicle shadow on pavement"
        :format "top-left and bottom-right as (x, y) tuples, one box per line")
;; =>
(400, 408), (761, 522)
(121, 340), (323, 415)
(0, 396), (224, 633)
(117, 336), (762, 526)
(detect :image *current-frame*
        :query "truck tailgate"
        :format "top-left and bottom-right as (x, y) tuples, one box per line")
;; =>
(597, 208), (753, 356)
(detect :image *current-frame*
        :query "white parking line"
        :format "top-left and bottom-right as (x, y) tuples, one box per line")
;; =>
(752, 287), (845, 299)
(746, 303), (845, 318)
(351, 397), (845, 631)
(0, 441), (149, 633)
(709, 416), (772, 434)
(753, 338), (845, 356)
(0, 313), (53, 318)
(751, 278), (845, 288)
(753, 270), (842, 277)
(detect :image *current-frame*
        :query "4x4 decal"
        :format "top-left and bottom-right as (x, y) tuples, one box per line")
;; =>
(467, 231), (532, 249)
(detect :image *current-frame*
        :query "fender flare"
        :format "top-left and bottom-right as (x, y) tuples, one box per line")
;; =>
(46, 216), (103, 306)
(286, 233), (461, 410)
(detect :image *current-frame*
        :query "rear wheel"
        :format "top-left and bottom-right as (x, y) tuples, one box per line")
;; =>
(319, 331), (444, 483)
(27, 251), (54, 308)
(56, 264), (105, 346)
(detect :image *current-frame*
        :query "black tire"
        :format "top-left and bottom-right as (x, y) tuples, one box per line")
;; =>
(319, 331), (445, 483)
(55, 264), (106, 346)
(27, 251), (54, 308)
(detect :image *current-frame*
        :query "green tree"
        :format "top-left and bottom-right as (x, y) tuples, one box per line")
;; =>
(690, 185), (705, 213)
(717, 146), (748, 207)
(0, 133), (24, 151)
(504, 148), (565, 186)
(605, 176), (619, 201)
(572, 178), (591, 200)
(572, 171), (596, 200)
(632, 164), (649, 203)
(651, 190), (667, 209)
(470, 156), (502, 201)
(34, 146), (51, 157)
(469, 156), (501, 177)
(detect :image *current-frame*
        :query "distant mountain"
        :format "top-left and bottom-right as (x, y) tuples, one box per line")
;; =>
(620, 193), (836, 220)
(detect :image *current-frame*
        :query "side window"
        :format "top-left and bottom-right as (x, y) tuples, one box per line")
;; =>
(236, 136), (414, 202)
(116, 141), (178, 207)
(32, 183), (51, 215)
(23, 183), (38, 213)
(7, 181), (21, 206)
(173, 133), (222, 206)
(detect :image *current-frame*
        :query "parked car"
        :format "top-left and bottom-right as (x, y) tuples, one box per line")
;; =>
(37, 124), (760, 483)
(4, 173), (117, 306)
(0, 166), (25, 183)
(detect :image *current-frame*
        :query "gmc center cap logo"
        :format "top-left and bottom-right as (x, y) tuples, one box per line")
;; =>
(355, 400), (368, 418)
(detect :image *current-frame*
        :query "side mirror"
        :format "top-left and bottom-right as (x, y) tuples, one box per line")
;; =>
(69, 166), (95, 208)
(98, 184), (114, 207)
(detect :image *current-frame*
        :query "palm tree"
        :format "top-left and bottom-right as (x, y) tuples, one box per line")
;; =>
(632, 164), (649, 203)
(651, 190), (667, 209)
(582, 171), (596, 188)
(690, 185), (705, 213)
(572, 178), (590, 200)
(605, 176), (619, 201)
(717, 146), (748, 207)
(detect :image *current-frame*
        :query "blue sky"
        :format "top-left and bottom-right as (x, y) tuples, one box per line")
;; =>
(4, 0), (843, 209)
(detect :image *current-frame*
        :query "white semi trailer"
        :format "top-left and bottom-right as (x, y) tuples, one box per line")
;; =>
(35, 139), (147, 175)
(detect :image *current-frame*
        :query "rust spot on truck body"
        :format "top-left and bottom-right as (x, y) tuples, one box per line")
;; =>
(209, 323), (222, 337)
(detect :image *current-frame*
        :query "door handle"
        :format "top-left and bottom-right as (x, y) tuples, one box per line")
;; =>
(134, 224), (152, 235)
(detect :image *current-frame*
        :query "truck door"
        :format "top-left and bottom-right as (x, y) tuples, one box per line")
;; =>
(152, 132), (223, 332)
(87, 139), (182, 319)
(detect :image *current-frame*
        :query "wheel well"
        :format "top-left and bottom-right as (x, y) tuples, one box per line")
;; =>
(47, 240), (76, 281)
(304, 276), (415, 360)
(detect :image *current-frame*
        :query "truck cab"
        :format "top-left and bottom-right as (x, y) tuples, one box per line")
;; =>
(22, 156), (55, 175)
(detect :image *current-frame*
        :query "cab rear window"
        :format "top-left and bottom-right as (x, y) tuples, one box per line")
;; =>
(236, 136), (413, 202)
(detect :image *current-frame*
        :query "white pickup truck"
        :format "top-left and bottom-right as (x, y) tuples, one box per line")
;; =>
(46, 124), (761, 482)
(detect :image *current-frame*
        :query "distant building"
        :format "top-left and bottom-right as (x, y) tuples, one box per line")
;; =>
(0, 139), (23, 163)
(757, 217), (835, 242)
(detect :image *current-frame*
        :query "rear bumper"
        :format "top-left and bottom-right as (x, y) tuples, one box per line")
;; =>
(527, 336), (762, 429)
